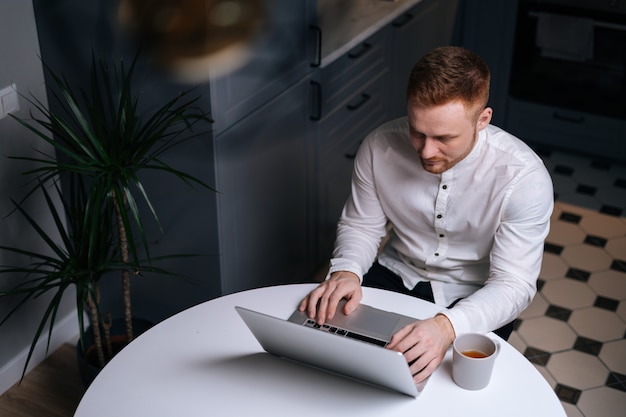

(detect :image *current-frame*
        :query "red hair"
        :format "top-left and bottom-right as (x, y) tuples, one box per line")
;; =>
(407, 46), (490, 120)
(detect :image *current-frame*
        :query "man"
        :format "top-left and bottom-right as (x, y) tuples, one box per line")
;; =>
(299, 46), (553, 384)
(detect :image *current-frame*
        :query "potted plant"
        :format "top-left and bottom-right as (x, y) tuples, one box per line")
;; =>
(0, 53), (212, 382)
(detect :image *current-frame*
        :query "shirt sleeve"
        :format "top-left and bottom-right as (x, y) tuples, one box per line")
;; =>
(328, 132), (389, 281)
(441, 163), (554, 336)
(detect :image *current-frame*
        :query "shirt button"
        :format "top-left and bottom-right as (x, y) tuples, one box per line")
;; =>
(435, 253), (439, 256)
(436, 214), (442, 219)
(439, 234), (444, 238)
(442, 185), (448, 189)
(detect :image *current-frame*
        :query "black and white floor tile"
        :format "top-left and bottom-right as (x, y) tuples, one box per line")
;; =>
(509, 147), (626, 417)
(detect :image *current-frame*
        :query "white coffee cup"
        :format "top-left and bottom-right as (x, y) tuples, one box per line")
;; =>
(452, 333), (500, 390)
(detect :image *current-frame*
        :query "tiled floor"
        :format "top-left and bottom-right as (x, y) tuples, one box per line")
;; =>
(508, 147), (626, 417)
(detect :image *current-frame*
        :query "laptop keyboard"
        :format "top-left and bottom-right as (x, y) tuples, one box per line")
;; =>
(303, 319), (388, 347)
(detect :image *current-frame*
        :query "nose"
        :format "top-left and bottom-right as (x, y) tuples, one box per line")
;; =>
(418, 137), (438, 159)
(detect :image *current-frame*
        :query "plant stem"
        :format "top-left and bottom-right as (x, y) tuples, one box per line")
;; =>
(122, 269), (133, 342)
(113, 192), (134, 343)
(102, 312), (113, 359)
(86, 291), (105, 368)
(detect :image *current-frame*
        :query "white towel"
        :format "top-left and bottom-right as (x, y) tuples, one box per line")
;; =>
(535, 12), (594, 61)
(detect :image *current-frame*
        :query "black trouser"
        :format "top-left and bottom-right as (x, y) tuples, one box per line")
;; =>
(362, 262), (515, 340)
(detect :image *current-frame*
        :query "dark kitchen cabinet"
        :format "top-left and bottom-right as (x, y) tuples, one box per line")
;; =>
(215, 77), (315, 294)
(388, 0), (460, 119)
(311, 29), (391, 264)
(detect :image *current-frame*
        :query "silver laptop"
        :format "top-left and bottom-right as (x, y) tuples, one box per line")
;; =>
(235, 301), (428, 397)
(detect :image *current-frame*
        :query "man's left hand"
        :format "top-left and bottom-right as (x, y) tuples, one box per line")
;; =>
(386, 314), (456, 383)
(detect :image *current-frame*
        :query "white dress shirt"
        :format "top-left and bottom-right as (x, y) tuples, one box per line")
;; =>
(328, 117), (554, 336)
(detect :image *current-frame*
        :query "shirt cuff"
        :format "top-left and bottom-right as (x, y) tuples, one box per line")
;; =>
(326, 258), (365, 283)
(438, 308), (471, 337)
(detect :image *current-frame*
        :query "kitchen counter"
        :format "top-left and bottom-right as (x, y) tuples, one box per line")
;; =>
(317, 0), (425, 67)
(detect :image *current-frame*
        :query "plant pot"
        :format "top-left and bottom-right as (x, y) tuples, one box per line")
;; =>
(76, 318), (154, 387)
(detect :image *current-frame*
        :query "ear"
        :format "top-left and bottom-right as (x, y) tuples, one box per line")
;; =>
(476, 107), (492, 131)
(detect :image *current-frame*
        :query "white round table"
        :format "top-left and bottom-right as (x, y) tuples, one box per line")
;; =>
(74, 284), (566, 416)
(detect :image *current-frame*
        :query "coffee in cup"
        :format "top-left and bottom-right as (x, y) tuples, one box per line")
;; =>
(461, 349), (489, 359)
(452, 333), (500, 390)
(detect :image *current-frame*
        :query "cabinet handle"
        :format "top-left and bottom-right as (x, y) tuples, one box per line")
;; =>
(347, 93), (371, 111)
(348, 43), (372, 59)
(310, 25), (322, 68)
(553, 111), (585, 124)
(310, 80), (322, 121)
(392, 13), (414, 28)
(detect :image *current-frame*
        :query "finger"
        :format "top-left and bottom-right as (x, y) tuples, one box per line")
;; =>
(386, 324), (414, 351)
(318, 292), (344, 324)
(406, 348), (429, 373)
(316, 295), (330, 324)
(305, 297), (319, 320)
(301, 285), (326, 319)
(326, 283), (362, 320)
(343, 295), (360, 315)
(298, 295), (309, 312)
(324, 291), (347, 321)
(341, 285), (363, 315)
(408, 346), (445, 384)
(309, 282), (332, 325)
(411, 357), (439, 384)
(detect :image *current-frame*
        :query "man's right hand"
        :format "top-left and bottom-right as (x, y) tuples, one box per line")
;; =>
(298, 271), (362, 325)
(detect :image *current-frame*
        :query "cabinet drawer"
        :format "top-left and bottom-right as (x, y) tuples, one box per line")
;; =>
(314, 72), (389, 260)
(316, 28), (389, 116)
(318, 72), (388, 159)
(505, 98), (626, 161)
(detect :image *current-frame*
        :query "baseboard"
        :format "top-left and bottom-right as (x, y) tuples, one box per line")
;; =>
(0, 308), (80, 396)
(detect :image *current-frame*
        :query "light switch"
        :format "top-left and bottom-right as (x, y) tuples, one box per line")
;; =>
(0, 83), (20, 120)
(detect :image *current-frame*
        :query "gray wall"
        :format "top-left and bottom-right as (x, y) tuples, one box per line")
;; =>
(0, 0), (78, 394)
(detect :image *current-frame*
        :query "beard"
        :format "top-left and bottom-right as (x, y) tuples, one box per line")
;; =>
(419, 127), (478, 174)
(420, 158), (451, 174)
